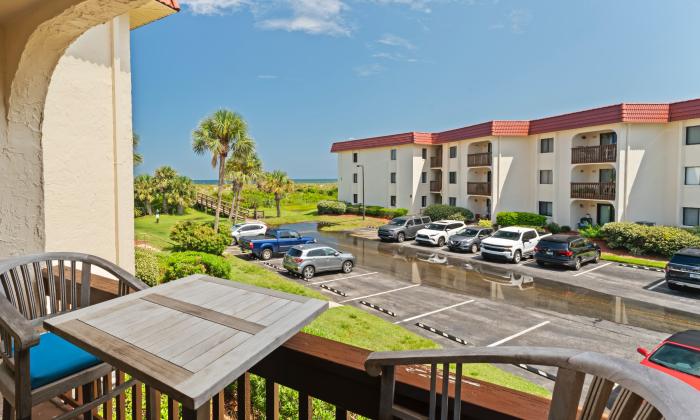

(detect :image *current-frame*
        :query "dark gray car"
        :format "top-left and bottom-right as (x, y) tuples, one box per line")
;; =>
(283, 244), (355, 279)
(447, 226), (493, 253)
(378, 215), (431, 242)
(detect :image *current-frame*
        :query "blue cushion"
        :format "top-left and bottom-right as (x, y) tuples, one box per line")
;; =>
(29, 333), (101, 389)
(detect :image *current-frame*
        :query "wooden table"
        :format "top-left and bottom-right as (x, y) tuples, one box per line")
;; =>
(44, 274), (327, 419)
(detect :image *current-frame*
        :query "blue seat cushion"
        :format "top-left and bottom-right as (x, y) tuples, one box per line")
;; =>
(29, 333), (101, 389)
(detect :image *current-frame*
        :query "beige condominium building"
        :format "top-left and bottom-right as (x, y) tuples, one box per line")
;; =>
(331, 99), (700, 227)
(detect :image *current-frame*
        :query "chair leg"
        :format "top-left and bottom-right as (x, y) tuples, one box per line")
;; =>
(3, 398), (13, 420)
(82, 382), (95, 420)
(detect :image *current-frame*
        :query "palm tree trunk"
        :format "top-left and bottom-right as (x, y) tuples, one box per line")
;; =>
(234, 189), (243, 222)
(275, 193), (281, 217)
(146, 202), (152, 216)
(161, 189), (168, 214)
(228, 183), (238, 222)
(177, 204), (184, 215)
(214, 154), (226, 232)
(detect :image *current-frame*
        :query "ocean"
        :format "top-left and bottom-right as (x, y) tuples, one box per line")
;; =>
(193, 178), (337, 185)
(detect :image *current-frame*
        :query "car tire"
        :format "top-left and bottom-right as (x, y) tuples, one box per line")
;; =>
(261, 249), (273, 261)
(342, 261), (354, 273)
(536, 260), (545, 267)
(573, 257), (582, 271)
(397, 233), (405, 243)
(302, 265), (315, 280)
(470, 243), (478, 253)
(593, 251), (601, 263)
(437, 237), (446, 247)
(667, 281), (682, 291)
(512, 250), (522, 264)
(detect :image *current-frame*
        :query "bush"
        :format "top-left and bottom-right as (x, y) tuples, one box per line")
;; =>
(579, 225), (603, 239)
(169, 221), (230, 255)
(134, 248), (161, 286)
(447, 212), (466, 222)
(317, 200), (347, 215)
(423, 205), (473, 222)
(161, 251), (231, 282)
(561, 225), (572, 233)
(545, 222), (561, 234)
(496, 211), (547, 227)
(344, 204), (407, 219)
(134, 208), (144, 218)
(601, 222), (700, 257)
(477, 219), (493, 228)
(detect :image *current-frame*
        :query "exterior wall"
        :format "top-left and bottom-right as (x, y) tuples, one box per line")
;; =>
(41, 15), (135, 271)
(492, 136), (534, 217)
(678, 118), (700, 225)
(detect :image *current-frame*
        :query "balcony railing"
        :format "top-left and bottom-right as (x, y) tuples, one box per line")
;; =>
(571, 144), (617, 164)
(430, 156), (443, 168)
(430, 180), (442, 192)
(467, 182), (491, 196)
(467, 152), (492, 167)
(571, 182), (616, 200)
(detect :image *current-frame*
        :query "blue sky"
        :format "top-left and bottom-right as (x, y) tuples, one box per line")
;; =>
(131, 0), (700, 179)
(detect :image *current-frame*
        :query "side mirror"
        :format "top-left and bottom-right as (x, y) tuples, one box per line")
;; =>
(637, 347), (650, 357)
(334, 252), (340, 256)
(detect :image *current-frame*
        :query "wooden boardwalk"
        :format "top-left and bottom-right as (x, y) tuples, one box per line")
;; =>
(194, 193), (263, 222)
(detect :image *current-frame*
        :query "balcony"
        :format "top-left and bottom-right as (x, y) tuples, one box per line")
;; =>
(467, 182), (492, 196)
(467, 152), (492, 167)
(571, 182), (616, 200)
(430, 180), (442, 192)
(430, 155), (443, 168)
(571, 144), (617, 164)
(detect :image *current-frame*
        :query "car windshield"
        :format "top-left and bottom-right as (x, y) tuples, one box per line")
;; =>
(388, 218), (408, 226)
(232, 224), (243, 230)
(670, 254), (700, 267)
(492, 230), (521, 240)
(287, 248), (303, 257)
(455, 228), (479, 237)
(425, 223), (446, 231)
(649, 343), (700, 378)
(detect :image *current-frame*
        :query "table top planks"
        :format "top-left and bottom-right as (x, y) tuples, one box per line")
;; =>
(44, 274), (328, 409)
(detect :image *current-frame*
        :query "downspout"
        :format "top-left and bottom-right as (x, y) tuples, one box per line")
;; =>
(110, 19), (121, 265)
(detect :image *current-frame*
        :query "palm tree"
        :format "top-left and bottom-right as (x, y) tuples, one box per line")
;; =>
(168, 176), (196, 215)
(192, 109), (248, 232)
(259, 170), (294, 217)
(134, 174), (155, 215)
(225, 137), (260, 222)
(133, 133), (143, 167)
(154, 166), (177, 214)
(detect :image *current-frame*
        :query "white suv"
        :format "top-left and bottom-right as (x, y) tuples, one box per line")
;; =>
(231, 222), (267, 245)
(415, 220), (466, 247)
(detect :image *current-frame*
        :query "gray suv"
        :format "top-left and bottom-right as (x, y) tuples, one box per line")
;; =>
(283, 244), (356, 279)
(448, 226), (493, 253)
(378, 216), (432, 242)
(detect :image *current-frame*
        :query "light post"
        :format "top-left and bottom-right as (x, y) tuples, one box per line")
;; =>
(356, 164), (365, 220)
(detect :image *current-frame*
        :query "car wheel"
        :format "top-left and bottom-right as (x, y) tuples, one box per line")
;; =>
(397, 232), (405, 243)
(593, 251), (601, 263)
(231, 237), (238, 246)
(302, 265), (315, 279)
(667, 281), (681, 291)
(342, 261), (354, 273)
(536, 260), (545, 267)
(261, 249), (273, 261)
(470, 243), (478, 253)
(437, 237), (446, 247)
(512, 250), (522, 264)
(573, 257), (582, 271)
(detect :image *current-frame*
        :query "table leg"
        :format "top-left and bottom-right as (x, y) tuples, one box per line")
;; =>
(182, 401), (210, 420)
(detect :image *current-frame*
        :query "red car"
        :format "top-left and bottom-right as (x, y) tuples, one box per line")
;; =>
(637, 330), (700, 391)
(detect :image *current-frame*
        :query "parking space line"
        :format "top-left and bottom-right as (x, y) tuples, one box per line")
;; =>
(486, 321), (550, 347)
(647, 279), (666, 291)
(340, 284), (420, 303)
(572, 262), (612, 277)
(308, 272), (378, 285)
(394, 299), (475, 324)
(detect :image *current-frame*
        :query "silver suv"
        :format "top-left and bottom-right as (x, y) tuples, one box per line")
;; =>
(283, 244), (356, 279)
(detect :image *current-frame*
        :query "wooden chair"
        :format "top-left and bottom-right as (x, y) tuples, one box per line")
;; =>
(0, 252), (148, 420)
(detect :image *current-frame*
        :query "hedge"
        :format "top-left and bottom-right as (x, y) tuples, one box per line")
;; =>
(345, 204), (408, 218)
(496, 212), (547, 227)
(169, 221), (230, 255)
(317, 200), (347, 215)
(161, 251), (231, 282)
(601, 222), (700, 257)
(134, 248), (161, 286)
(423, 205), (473, 222)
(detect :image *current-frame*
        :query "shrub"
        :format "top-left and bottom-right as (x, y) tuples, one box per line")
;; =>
(545, 222), (561, 234)
(393, 208), (409, 217)
(447, 212), (466, 222)
(344, 204), (407, 219)
(162, 251), (231, 282)
(134, 208), (144, 218)
(169, 221), (230, 255)
(424, 205), (474, 222)
(601, 222), (700, 257)
(477, 219), (493, 228)
(496, 212), (547, 227)
(316, 200), (347, 215)
(579, 225), (603, 239)
(134, 248), (161, 286)
(561, 225), (572, 233)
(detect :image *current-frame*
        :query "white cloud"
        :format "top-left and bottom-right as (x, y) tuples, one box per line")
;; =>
(354, 63), (385, 77)
(508, 9), (531, 33)
(376, 33), (415, 49)
(258, 0), (351, 36)
(178, 0), (249, 15)
(257, 74), (279, 79)
(372, 52), (418, 62)
(369, 0), (434, 13)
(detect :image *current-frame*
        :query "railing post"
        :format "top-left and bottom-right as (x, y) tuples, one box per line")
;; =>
(298, 392), (312, 420)
(116, 371), (126, 420)
(548, 368), (585, 420)
(212, 391), (224, 420)
(265, 380), (279, 420)
(378, 365), (395, 420)
(236, 373), (251, 420)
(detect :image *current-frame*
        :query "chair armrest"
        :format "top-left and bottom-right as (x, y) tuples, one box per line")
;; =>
(0, 298), (39, 350)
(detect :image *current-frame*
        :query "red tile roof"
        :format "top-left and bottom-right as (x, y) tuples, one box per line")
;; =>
(330, 98), (700, 152)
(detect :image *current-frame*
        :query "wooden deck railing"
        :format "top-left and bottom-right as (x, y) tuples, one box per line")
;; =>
(467, 182), (492, 196)
(467, 152), (492, 167)
(430, 156), (443, 168)
(571, 182), (616, 200)
(429, 180), (442, 192)
(195, 193), (263, 222)
(571, 144), (617, 164)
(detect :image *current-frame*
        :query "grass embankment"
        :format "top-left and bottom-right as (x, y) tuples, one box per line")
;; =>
(601, 253), (667, 269)
(135, 211), (214, 250)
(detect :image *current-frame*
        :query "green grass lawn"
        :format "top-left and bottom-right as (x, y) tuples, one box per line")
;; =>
(601, 252), (667, 269)
(134, 209), (214, 250)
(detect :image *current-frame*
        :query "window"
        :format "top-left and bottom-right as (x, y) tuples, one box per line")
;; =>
(683, 207), (700, 226)
(422, 216), (431, 223)
(448, 197), (457, 206)
(539, 170), (553, 184)
(448, 223), (463, 230)
(600, 132), (617, 145)
(353, 173), (358, 183)
(540, 138), (554, 153)
(390, 149), (397, 160)
(449, 146), (457, 158)
(279, 231), (291, 239)
(523, 231), (538, 242)
(422, 148), (427, 159)
(390, 196), (396, 207)
(421, 172), (427, 183)
(353, 194), (358, 204)
(449, 172), (457, 184)
(353, 152), (358, 163)
(686, 126), (700, 145)
(390, 172), (396, 183)
(323, 248), (338, 256)
(685, 167), (700, 185)
(538, 201), (553, 216)
(421, 196), (427, 207)
(307, 249), (325, 257)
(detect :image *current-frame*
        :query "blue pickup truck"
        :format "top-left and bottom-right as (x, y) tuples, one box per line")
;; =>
(239, 228), (316, 260)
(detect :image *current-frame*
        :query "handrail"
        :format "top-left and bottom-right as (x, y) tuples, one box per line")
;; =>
(195, 192), (254, 221)
(467, 152), (492, 167)
(365, 346), (700, 420)
(571, 144), (617, 164)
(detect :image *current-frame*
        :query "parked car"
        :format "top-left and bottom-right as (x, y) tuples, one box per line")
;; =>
(637, 330), (700, 391)
(230, 222), (267, 245)
(415, 220), (466, 247)
(447, 226), (493, 253)
(534, 234), (600, 270)
(480, 227), (551, 264)
(239, 228), (316, 260)
(378, 215), (431, 242)
(283, 244), (355, 279)
(665, 248), (700, 291)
